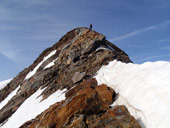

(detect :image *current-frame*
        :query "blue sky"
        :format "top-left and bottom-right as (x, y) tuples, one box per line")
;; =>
(1, 0), (170, 80)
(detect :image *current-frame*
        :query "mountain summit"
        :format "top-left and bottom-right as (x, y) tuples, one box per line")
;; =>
(0, 27), (141, 128)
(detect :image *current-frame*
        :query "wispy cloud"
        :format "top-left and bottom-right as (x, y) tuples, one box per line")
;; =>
(0, 7), (49, 22)
(5, 0), (53, 7)
(161, 46), (170, 50)
(133, 53), (170, 63)
(157, 38), (170, 43)
(0, 0), (76, 64)
(0, 42), (37, 63)
(110, 20), (170, 42)
(0, 42), (19, 62)
(0, 25), (19, 30)
(0, 0), (54, 23)
(109, 25), (157, 42)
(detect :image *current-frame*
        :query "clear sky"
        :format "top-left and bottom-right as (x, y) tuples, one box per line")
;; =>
(1, 0), (170, 81)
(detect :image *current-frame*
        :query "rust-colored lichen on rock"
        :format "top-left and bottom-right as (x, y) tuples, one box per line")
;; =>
(20, 79), (140, 128)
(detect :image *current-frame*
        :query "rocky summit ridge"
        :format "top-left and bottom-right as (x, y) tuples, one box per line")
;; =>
(0, 27), (140, 128)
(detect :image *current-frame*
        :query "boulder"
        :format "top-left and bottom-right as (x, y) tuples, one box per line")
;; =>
(72, 71), (86, 83)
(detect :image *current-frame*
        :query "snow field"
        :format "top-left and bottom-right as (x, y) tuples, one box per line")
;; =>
(1, 87), (67, 128)
(0, 86), (20, 110)
(95, 60), (170, 128)
(2, 59), (170, 128)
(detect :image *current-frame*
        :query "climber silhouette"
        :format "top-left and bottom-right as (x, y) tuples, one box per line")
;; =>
(90, 24), (92, 30)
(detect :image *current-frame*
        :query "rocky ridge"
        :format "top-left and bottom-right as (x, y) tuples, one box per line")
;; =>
(0, 27), (140, 128)
(20, 78), (140, 128)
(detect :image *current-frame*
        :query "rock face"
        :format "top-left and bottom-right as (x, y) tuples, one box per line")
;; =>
(0, 27), (139, 127)
(20, 78), (140, 128)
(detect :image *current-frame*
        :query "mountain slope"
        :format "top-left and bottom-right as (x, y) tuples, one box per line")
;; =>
(0, 27), (139, 128)
(20, 79), (140, 128)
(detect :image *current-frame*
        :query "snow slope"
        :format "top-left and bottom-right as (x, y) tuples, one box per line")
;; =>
(0, 79), (14, 110)
(0, 86), (20, 110)
(1, 88), (67, 128)
(2, 60), (170, 128)
(25, 50), (56, 80)
(0, 79), (12, 90)
(95, 60), (170, 128)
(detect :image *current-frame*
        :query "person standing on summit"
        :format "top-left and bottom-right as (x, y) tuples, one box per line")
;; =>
(90, 24), (92, 30)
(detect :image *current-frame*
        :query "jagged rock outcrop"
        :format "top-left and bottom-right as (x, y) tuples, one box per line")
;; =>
(0, 27), (138, 127)
(20, 78), (140, 128)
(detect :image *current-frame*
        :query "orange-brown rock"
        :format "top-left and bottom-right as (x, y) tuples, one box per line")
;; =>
(20, 79), (115, 128)
(20, 79), (140, 128)
(85, 105), (141, 128)
(65, 78), (98, 99)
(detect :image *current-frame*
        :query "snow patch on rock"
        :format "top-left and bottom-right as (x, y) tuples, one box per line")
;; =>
(0, 86), (20, 110)
(44, 58), (58, 70)
(25, 50), (56, 80)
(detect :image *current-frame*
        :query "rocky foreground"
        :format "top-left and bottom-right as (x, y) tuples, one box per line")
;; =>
(20, 78), (140, 128)
(0, 27), (141, 128)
